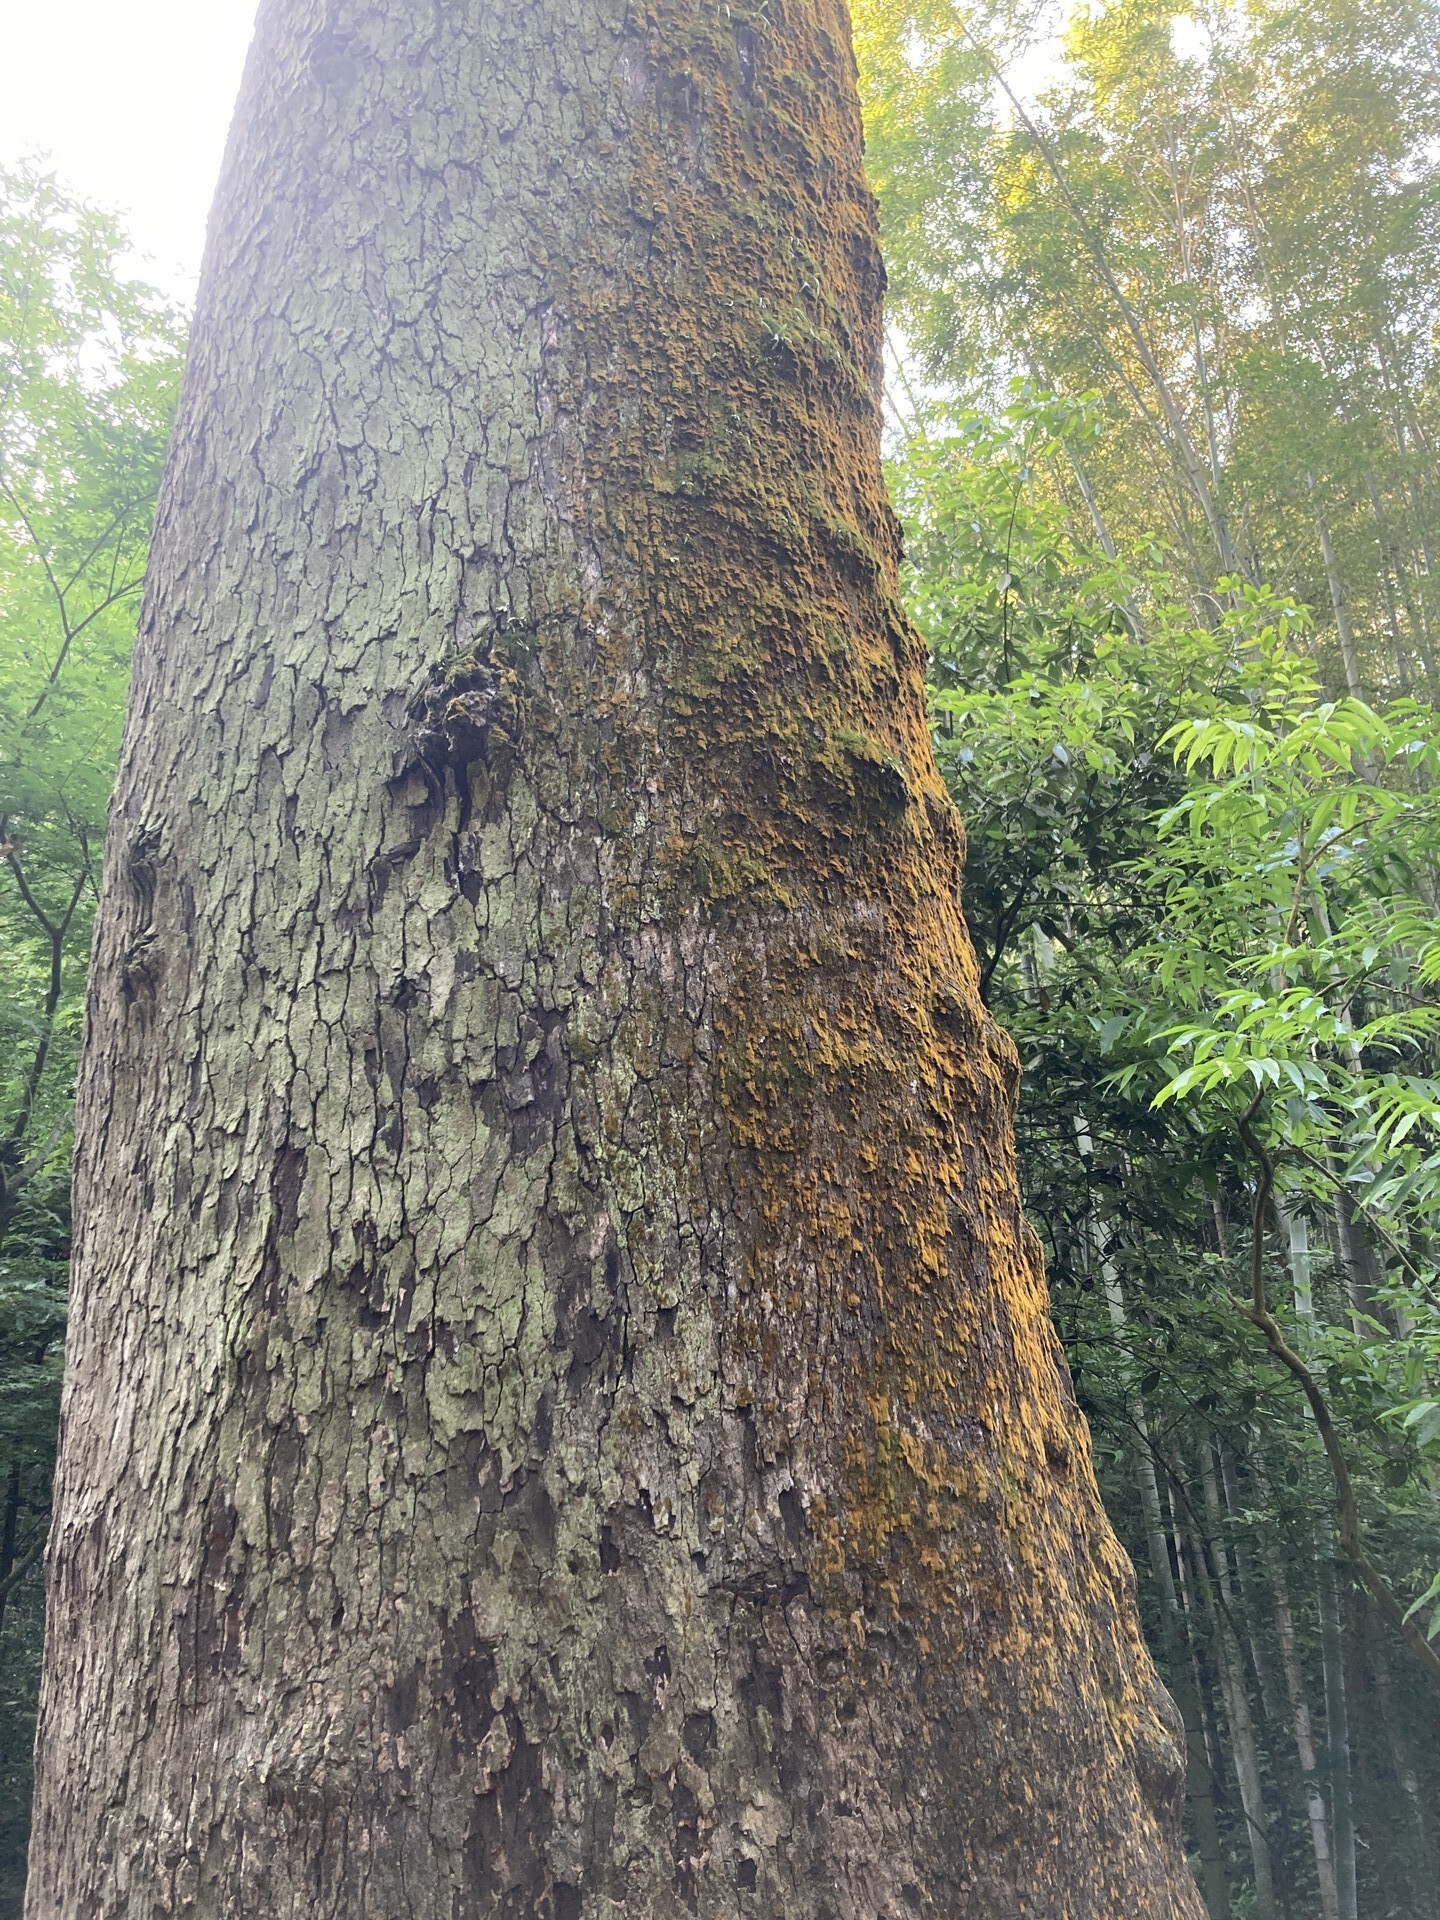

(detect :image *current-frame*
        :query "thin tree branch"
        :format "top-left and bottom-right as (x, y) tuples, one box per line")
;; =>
(2, 836), (90, 1164)
(0, 1533), (45, 1605)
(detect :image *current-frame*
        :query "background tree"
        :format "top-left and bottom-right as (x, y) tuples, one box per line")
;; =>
(857, 30), (1440, 1908)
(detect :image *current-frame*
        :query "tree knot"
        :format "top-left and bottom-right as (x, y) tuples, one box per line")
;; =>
(405, 630), (524, 784)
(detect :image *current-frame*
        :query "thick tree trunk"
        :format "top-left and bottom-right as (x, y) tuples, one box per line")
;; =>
(27, 2), (1199, 1914)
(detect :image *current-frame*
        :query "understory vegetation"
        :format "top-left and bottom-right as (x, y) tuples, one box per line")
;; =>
(2, 0), (1439, 1908)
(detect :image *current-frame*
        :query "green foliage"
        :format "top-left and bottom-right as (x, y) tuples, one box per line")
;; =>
(884, 278), (1440, 1893)
(862, 0), (1440, 701)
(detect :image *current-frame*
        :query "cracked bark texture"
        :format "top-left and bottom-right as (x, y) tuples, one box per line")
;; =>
(27, 1), (1204, 1915)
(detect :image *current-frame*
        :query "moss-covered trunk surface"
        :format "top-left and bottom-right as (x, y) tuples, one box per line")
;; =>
(27, 1), (1203, 1913)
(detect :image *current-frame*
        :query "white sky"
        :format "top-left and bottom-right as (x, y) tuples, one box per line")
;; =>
(0, 0), (1068, 312)
(0, 0), (260, 303)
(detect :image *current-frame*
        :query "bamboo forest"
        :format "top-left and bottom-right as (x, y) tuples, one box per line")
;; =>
(3, 0), (1440, 1911)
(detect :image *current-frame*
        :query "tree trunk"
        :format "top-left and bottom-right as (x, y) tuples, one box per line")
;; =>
(1170, 1473), (1234, 1895)
(26, 2), (1200, 1915)
(1215, 1442), (1281, 1733)
(1328, 1184), (1389, 1333)
(1197, 1445), (1277, 1920)
(1246, 1448), (1340, 1920)
(1181, 1522), (1267, 1904)
(0, 1460), (22, 1635)
(1095, 1215), (1230, 1917)
(1281, 1202), (1357, 1920)
(1317, 1549), (1358, 1920)
(1370, 1635), (1438, 1919)
(1309, 477), (1364, 699)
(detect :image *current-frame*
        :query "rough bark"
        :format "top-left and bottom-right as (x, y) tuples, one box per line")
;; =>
(27, 2), (1200, 1914)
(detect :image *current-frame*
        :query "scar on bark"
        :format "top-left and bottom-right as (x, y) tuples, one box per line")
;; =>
(403, 617), (527, 790)
(120, 823), (163, 1011)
